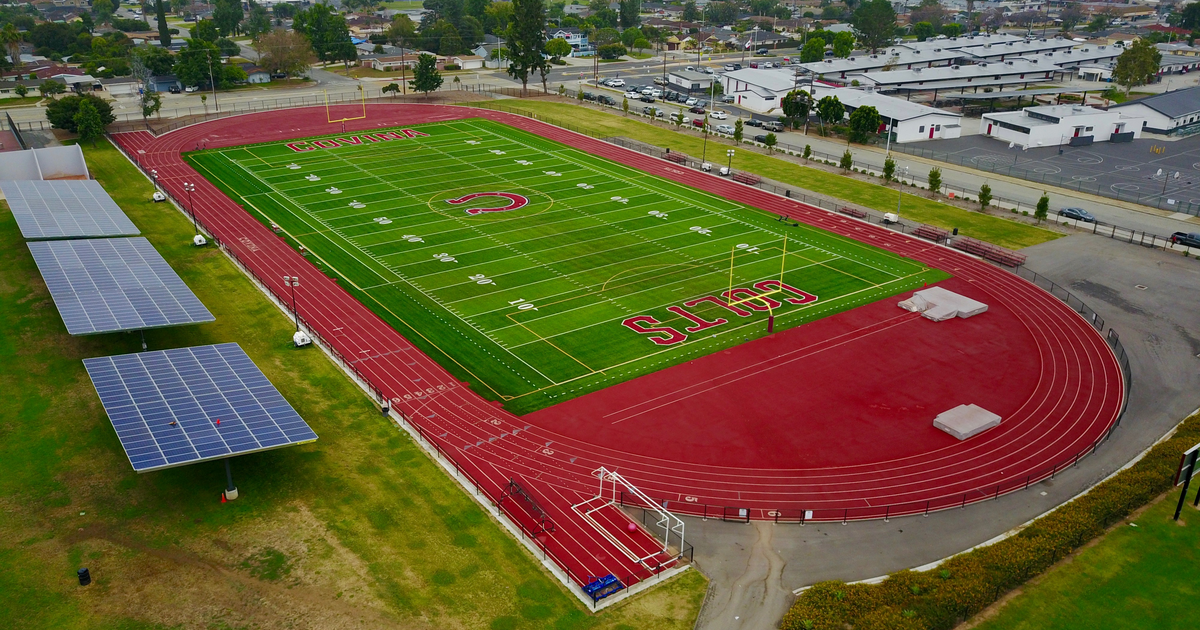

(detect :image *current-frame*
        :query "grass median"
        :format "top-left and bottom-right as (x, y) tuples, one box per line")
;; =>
(969, 492), (1200, 630)
(0, 139), (706, 630)
(467, 99), (1060, 250)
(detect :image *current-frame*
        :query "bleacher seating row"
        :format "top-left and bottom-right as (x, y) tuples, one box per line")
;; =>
(664, 152), (688, 164)
(913, 224), (950, 243)
(732, 172), (761, 185)
(838, 206), (868, 219)
(951, 236), (1026, 267)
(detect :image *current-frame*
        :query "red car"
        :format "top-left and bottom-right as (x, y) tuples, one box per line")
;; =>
(692, 118), (705, 128)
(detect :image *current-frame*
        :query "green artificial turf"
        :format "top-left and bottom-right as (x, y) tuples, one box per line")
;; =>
(0, 140), (708, 629)
(972, 493), (1200, 630)
(186, 118), (947, 414)
(468, 99), (1061, 251)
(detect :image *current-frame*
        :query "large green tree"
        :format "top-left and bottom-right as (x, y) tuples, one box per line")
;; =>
(800, 36), (825, 62)
(1113, 39), (1162, 95)
(545, 37), (572, 60)
(832, 31), (854, 58)
(681, 0), (699, 21)
(212, 0), (244, 36)
(850, 0), (896, 52)
(506, 0), (548, 93)
(174, 39), (247, 88)
(409, 52), (443, 95)
(847, 105), (880, 143)
(155, 0), (171, 47)
(46, 94), (114, 132)
(253, 28), (316, 78)
(617, 0), (640, 28)
(244, 0), (272, 38)
(74, 98), (106, 146)
(816, 94), (843, 132)
(293, 3), (356, 66)
(781, 89), (811, 130)
(191, 18), (219, 43)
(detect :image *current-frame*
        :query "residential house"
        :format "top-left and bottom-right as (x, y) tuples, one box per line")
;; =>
(240, 63), (271, 84)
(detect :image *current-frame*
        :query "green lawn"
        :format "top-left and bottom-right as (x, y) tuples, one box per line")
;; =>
(0, 95), (43, 108)
(0, 139), (707, 629)
(972, 492), (1200, 630)
(468, 100), (1061, 250)
(184, 119), (945, 414)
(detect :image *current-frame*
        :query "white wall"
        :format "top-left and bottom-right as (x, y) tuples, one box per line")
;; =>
(979, 112), (1144, 146)
(1113, 103), (1179, 133)
(894, 115), (962, 142)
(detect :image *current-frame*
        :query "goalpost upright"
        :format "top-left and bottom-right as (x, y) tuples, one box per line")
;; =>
(325, 86), (368, 125)
(726, 235), (789, 332)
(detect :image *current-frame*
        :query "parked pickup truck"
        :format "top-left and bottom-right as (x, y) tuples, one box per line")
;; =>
(1170, 232), (1200, 248)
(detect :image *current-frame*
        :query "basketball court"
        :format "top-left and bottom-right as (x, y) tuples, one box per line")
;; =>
(916, 133), (1200, 214)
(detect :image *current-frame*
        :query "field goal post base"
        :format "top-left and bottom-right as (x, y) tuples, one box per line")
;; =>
(572, 467), (685, 570)
(325, 87), (368, 125)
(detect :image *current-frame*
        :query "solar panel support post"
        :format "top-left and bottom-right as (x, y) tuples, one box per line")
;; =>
(223, 458), (239, 501)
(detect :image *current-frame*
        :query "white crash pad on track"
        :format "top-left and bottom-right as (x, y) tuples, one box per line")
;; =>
(898, 286), (988, 322)
(934, 404), (1002, 440)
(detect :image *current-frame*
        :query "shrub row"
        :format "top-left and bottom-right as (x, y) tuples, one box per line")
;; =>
(781, 412), (1200, 630)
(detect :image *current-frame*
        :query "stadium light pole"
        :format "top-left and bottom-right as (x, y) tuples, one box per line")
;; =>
(283, 275), (300, 332)
(150, 169), (159, 193)
(183, 182), (197, 234)
(726, 148), (735, 173)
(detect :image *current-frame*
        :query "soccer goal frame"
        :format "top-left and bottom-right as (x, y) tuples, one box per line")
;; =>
(572, 467), (685, 569)
(325, 86), (367, 124)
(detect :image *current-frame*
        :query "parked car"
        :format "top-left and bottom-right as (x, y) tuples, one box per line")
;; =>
(686, 66), (695, 71)
(640, 94), (655, 102)
(624, 90), (641, 100)
(689, 106), (706, 114)
(749, 61), (759, 68)
(744, 118), (764, 127)
(720, 94), (735, 103)
(763, 62), (774, 68)
(756, 48), (769, 55)
(762, 121), (784, 132)
(685, 97), (698, 106)
(733, 63), (742, 70)
(715, 124), (736, 134)
(168, 85), (181, 94)
(642, 106), (656, 115)
(650, 88), (663, 97)
(693, 118), (706, 128)
(696, 99), (708, 107)
(184, 86), (198, 93)
(608, 78), (625, 87)
(1170, 232), (1200, 247)
(753, 134), (769, 143)
(641, 87), (654, 95)
(703, 67), (714, 74)
(583, 92), (596, 101)
(599, 95), (616, 106)
(709, 110), (728, 119)
(1058, 207), (1096, 222)
(653, 77), (667, 86)
(724, 63), (736, 71)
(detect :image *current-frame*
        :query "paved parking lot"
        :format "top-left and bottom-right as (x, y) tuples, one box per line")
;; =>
(908, 133), (1200, 215)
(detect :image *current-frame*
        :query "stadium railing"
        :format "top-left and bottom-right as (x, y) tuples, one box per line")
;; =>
(107, 98), (1134, 526)
(4, 112), (28, 150)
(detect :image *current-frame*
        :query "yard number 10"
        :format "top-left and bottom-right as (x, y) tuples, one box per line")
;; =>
(509, 298), (538, 312)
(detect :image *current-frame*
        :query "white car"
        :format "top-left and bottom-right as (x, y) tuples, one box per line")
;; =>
(685, 97), (698, 106)
(641, 87), (654, 96)
(763, 62), (774, 68)
(709, 110), (728, 120)
(650, 88), (663, 97)
(608, 78), (625, 87)
(185, 86), (199, 93)
(676, 115), (691, 125)
(624, 91), (640, 100)
(715, 124), (735, 134)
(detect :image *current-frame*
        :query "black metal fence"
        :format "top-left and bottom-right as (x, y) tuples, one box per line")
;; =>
(3, 111), (27, 150)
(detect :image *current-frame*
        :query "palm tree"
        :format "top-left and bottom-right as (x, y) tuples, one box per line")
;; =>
(1, 23), (21, 69)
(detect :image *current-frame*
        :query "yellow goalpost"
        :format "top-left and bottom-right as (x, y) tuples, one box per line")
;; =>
(325, 86), (367, 124)
(727, 235), (788, 332)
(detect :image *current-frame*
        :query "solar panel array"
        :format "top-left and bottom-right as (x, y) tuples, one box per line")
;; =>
(27, 237), (214, 335)
(1, 179), (140, 240)
(83, 343), (318, 472)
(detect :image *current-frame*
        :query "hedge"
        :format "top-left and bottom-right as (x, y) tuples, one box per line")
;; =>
(781, 411), (1200, 630)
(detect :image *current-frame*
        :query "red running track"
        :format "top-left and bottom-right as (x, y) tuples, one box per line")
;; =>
(113, 103), (1122, 573)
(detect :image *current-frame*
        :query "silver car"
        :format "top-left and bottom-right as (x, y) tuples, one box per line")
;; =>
(715, 124), (735, 134)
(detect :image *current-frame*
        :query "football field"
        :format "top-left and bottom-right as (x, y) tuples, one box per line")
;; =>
(186, 119), (948, 414)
